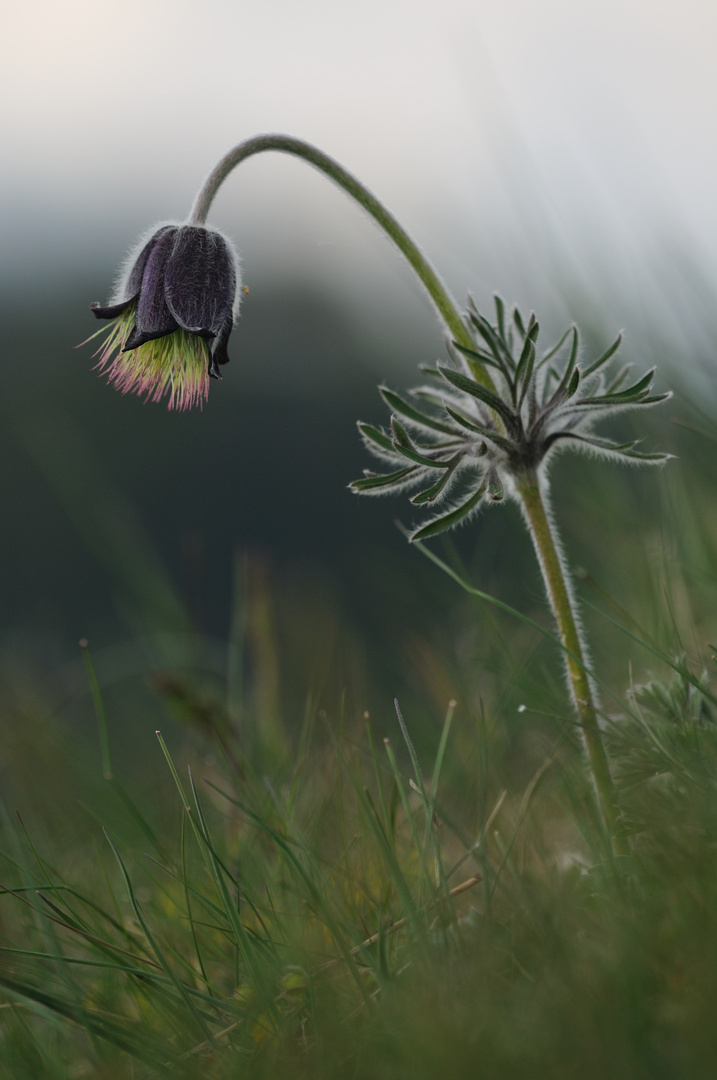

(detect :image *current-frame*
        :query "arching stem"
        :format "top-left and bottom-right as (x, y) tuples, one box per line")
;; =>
(188, 134), (489, 382)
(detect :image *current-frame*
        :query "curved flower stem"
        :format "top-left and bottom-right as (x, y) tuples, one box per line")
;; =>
(188, 134), (491, 385)
(515, 469), (626, 857)
(191, 133), (624, 854)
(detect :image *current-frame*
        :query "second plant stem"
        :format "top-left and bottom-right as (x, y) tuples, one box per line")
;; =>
(516, 469), (626, 856)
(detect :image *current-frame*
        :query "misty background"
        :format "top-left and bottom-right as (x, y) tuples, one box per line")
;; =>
(1, 0), (716, 740)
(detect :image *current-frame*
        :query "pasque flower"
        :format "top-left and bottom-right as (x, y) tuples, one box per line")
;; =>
(89, 223), (241, 410)
(84, 135), (671, 851)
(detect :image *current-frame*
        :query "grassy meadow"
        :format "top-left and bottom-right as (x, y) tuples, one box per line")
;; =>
(2, 269), (717, 1080)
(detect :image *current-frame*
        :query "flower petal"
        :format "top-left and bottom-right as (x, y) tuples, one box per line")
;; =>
(91, 299), (134, 320)
(124, 228), (179, 350)
(163, 226), (237, 336)
(209, 316), (234, 376)
(121, 224), (177, 302)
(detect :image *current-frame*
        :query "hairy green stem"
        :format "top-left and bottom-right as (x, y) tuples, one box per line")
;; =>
(515, 470), (625, 856)
(188, 133), (490, 383)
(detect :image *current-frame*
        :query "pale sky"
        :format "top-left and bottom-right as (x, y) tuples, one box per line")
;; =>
(3, 0), (717, 343)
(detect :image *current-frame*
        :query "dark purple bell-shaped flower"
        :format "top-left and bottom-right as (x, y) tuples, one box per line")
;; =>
(89, 223), (241, 410)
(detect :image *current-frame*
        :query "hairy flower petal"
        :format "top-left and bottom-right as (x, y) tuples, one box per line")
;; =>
(124, 228), (179, 350)
(89, 221), (241, 409)
(163, 226), (237, 337)
(91, 298), (135, 320)
(121, 224), (177, 303)
(209, 316), (234, 374)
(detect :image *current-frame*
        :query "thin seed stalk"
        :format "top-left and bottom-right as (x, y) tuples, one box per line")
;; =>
(515, 469), (626, 856)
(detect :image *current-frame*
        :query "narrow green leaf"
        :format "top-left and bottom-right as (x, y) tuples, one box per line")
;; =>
(566, 367), (581, 398)
(389, 417), (454, 467)
(413, 387), (451, 409)
(604, 364), (632, 394)
(358, 422), (394, 454)
(410, 482), (487, 540)
(576, 390), (647, 408)
(494, 294), (506, 339)
(538, 326), (572, 367)
(438, 365), (518, 433)
(441, 405), (483, 433)
(620, 449), (671, 461)
(564, 392), (669, 415)
(545, 326), (579, 408)
(544, 432), (634, 452)
(379, 387), (458, 434)
(513, 307), (526, 338)
(516, 317), (539, 373)
(452, 341), (505, 372)
(516, 339), (536, 409)
(443, 406), (514, 453)
(469, 312), (514, 371)
(351, 466), (421, 491)
(391, 416), (413, 448)
(392, 443), (455, 469)
(582, 332), (623, 377)
(545, 431), (669, 461)
(601, 366), (656, 401)
(568, 323), (579, 369)
(634, 393), (671, 405)
(411, 455), (462, 504)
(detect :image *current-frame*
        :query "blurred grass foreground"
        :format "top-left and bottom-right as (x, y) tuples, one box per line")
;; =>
(3, 253), (717, 1076)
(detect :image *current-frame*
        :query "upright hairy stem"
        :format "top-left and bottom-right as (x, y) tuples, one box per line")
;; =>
(188, 134), (490, 384)
(516, 470), (625, 856)
(191, 133), (622, 851)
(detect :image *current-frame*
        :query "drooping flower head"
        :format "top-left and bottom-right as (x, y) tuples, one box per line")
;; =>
(89, 223), (241, 410)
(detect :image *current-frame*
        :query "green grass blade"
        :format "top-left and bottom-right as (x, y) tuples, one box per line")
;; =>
(104, 829), (215, 1046)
